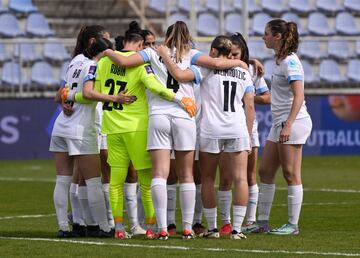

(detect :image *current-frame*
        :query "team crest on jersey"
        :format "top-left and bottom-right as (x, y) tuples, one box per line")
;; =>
(288, 59), (297, 68)
(145, 65), (154, 74)
(89, 65), (97, 75)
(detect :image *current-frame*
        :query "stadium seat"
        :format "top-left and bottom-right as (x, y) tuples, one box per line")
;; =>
(248, 40), (273, 60)
(31, 61), (58, 88)
(9, 0), (38, 15)
(335, 12), (359, 36)
(0, 43), (11, 63)
(234, 0), (262, 14)
(316, 0), (344, 15)
(26, 13), (55, 37)
(281, 12), (308, 36)
(308, 12), (335, 36)
(0, 0), (8, 14)
(328, 41), (351, 61)
(197, 13), (219, 36)
(1, 61), (28, 88)
(168, 12), (189, 26)
(319, 59), (346, 83)
(43, 42), (70, 63)
(177, 0), (206, 13)
(261, 0), (288, 16)
(356, 41), (360, 57)
(263, 59), (275, 83)
(206, 0), (233, 13)
(252, 13), (271, 36)
(147, 0), (176, 14)
(288, 0), (315, 15)
(347, 59), (360, 82)
(13, 43), (42, 63)
(0, 13), (23, 37)
(298, 41), (328, 61)
(225, 13), (243, 35)
(302, 60), (319, 84)
(60, 61), (69, 83)
(344, 0), (360, 13)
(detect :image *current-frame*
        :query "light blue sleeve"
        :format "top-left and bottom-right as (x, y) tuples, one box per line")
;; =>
(138, 49), (151, 63)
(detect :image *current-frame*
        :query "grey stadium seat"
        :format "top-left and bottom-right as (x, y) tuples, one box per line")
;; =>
(298, 41), (328, 61)
(335, 12), (359, 36)
(328, 41), (351, 61)
(308, 12), (335, 36)
(234, 0), (262, 14)
(168, 12), (189, 26)
(43, 42), (70, 63)
(178, 0), (206, 13)
(197, 13), (219, 36)
(31, 61), (58, 88)
(316, 0), (344, 15)
(13, 43), (42, 63)
(252, 13), (271, 36)
(347, 59), (360, 82)
(261, 0), (288, 16)
(0, 43), (11, 63)
(206, 0), (233, 13)
(147, 0), (177, 13)
(26, 13), (55, 37)
(225, 13), (243, 35)
(281, 12), (308, 36)
(344, 0), (360, 13)
(288, 0), (315, 15)
(0, 13), (23, 37)
(1, 61), (28, 88)
(9, 0), (38, 14)
(302, 60), (319, 84)
(248, 40), (273, 60)
(319, 59), (346, 83)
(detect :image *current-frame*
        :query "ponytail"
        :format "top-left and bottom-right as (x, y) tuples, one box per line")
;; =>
(72, 25), (107, 58)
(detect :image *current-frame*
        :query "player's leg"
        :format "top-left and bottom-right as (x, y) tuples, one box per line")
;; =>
(167, 156), (178, 235)
(192, 157), (206, 236)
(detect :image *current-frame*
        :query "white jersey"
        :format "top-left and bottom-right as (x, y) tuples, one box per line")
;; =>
(139, 47), (202, 118)
(51, 55), (98, 140)
(193, 65), (254, 139)
(95, 102), (104, 136)
(271, 53), (310, 125)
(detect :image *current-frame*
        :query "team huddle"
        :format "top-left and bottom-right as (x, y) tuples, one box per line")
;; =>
(50, 19), (312, 240)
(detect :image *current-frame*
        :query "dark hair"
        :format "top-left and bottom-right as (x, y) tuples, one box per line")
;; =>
(230, 32), (249, 66)
(210, 35), (233, 57)
(124, 21), (144, 44)
(72, 25), (107, 58)
(267, 19), (299, 64)
(165, 21), (193, 63)
(142, 29), (155, 38)
(84, 38), (113, 59)
(115, 35), (125, 51)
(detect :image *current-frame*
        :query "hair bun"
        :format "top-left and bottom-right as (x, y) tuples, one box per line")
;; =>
(129, 21), (141, 31)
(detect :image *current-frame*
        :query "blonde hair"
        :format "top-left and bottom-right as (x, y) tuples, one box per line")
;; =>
(210, 35), (233, 57)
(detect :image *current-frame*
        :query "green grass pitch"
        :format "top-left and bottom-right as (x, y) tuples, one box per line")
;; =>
(0, 156), (359, 257)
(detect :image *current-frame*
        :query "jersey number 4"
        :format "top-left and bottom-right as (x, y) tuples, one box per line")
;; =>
(103, 79), (127, 111)
(223, 80), (237, 112)
(166, 72), (179, 93)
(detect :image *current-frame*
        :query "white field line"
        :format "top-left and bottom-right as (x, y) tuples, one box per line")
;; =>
(0, 236), (359, 257)
(0, 177), (55, 182)
(0, 214), (55, 220)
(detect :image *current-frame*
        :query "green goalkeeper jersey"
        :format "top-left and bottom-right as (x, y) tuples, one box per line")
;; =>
(94, 50), (175, 134)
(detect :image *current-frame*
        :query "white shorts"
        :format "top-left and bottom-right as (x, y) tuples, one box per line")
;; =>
(267, 116), (312, 144)
(251, 131), (260, 148)
(147, 114), (196, 151)
(49, 135), (99, 156)
(200, 137), (251, 154)
(98, 134), (108, 151)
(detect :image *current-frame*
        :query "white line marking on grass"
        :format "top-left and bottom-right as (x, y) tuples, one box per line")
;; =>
(0, 236), (359, 257)
(273, 202), (359, 207)
(0, 177), (54, 183)
(278, 187), (360, 193)
(0, 214), (55, 220)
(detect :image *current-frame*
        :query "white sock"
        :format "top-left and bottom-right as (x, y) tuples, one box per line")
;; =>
(257, 183), (275, 221)
(102, 183), (114, 228)
(124, 182), (139, 228)
(78, 186), (96, 226)
(151, 178), (167, 231)
(179, 183), (196, 231)
(218, 190), (232, 225)
(86, 177), (110, 232)
(69, 183), (84, 225)
(288, 185), (303, 225)
(233, 205), (247, 233)
(246, 184), (259, 223)
(193, 184), (203, 224)
(137, 188), (145, 227)
(166, 184), (177, 226)
(203, 207), (217, 231)
(53, 175), (72, 231)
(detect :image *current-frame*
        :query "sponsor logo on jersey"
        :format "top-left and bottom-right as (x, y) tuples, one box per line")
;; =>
(145, 65), (154, 74)
(288, 59), (297, 68)
(89, 65), (97, 75)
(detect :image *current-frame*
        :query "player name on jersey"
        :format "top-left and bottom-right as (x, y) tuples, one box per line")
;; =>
(110, 64), (126, 76)
(214, 68), (246, 80)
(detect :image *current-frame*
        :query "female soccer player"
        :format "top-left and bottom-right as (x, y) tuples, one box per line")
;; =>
(253, 19), (312, 235)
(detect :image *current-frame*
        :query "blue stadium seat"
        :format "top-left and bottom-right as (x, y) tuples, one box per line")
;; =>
(168, 12), (189, 26)
(316, 0), (344, 15)
(308, 12), (335, 36)
(197, 13), (219, 36)
(302, 60), (319, 84)
(1, 61), (28, 88)
(335, 12), (359, 36)
(0, 13), (23, 37)
(147, 0), (177, 13)
(206, 0), (233, 13)
(263, 59), (275, 83)
(288, 0), (315, 15)
(26, 13), (55, 37)
(0, 0), (8, 14)
(281, 12), (308, 36)
(234, 0), (262, 14)
(43, 42), (70, 63)
(344, 0), (360, 13)
(178, 0), (206, 13)
(252, 13), (271, 36)
(319, 59), (346, 83)
(0, 43), (11, 63)
(328, 41), (351, 61)
(9, 0), (38, 15)
(248, 40), (273, 60)
(298, 41), (328, 61)
(225, 13), (243, 35)
(13, 43), (42, 63)
(31, 61), (58, 88)
(261, 0), (288, 15)
(347, 59), (360, 82)
(60, 61), (69, 84)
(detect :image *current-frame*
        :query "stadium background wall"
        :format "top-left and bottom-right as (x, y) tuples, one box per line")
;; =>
(0, 96), (359, 160)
